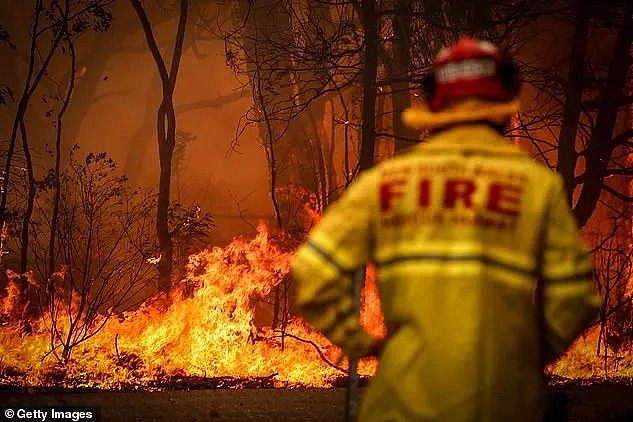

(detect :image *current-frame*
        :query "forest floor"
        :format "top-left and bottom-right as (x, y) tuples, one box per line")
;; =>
(1, 383), (633, 422)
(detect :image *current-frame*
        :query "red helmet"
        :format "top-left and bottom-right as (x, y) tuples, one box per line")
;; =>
(425, 38), (519, 111)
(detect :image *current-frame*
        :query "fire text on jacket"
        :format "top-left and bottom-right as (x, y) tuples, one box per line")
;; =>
(378, 177), (525, 230)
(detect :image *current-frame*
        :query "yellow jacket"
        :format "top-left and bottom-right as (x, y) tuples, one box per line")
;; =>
(290, 124), (602, 422)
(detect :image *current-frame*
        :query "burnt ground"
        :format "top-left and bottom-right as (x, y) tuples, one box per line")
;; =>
(1, 384), (633, 422)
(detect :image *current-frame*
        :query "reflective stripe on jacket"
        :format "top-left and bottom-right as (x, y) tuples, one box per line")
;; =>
(290, 124), (602, 422)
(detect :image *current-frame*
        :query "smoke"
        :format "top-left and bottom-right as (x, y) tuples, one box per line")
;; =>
(72, 20), (271, 245)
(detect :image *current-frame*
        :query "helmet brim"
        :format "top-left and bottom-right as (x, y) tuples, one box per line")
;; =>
(402, 98), (520, 130)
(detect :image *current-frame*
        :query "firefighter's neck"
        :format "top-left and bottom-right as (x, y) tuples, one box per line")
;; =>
(429, 119), (510, 136)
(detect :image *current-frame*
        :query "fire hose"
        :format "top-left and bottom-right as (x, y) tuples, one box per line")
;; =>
(345, 268), (365, 422)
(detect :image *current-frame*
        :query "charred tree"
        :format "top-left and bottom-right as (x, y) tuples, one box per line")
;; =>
(48, 27), (77, 278)
(0, 0), (113, 290)
(507, 1), (632, 229)
(130, 0), (189, 292)
(570, 2), (632, 227)
(555, 0), (591, 205)
(19, 120), (35, 276)
(0, 0), (64, 246)
(390, 0), (418, 152)
(359, 0), (378, 171)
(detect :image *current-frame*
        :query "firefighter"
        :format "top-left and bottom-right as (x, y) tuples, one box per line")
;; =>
(290, 37), (602, 422)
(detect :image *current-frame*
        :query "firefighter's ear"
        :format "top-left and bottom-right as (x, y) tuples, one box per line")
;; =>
(421, 73), (436, 102)
(499, 59), (520, 96)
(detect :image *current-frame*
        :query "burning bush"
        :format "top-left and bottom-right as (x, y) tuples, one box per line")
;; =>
(0, 221), (382, 389)
(0, 148), (222, 366)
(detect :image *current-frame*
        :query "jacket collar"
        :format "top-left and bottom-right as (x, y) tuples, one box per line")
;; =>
(416, 124), (526, 156)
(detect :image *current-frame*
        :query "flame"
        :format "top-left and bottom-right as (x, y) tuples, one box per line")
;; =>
(360, 266), (386, 339)
(548, 329), (633, 382)
(4, 199), (629, 388)
(0, 222), (383, 389)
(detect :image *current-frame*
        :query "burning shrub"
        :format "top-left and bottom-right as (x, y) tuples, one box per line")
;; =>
(0, 220), (383, 389)
(31, 150), (158, 363)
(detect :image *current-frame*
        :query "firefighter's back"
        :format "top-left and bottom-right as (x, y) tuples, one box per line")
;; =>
(360, 124), (553, 422)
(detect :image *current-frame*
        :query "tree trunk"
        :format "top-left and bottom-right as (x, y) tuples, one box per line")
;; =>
(337, 89), (354, 187)
(306, 109), (329, 210)
(156, 102), (175, 292)
(391, 0), (418, 152)
(130, 0), (188, 292)
(327, 99), (339, 202)
(359, 0), (378, 171)
(555, 0), (590, 204)
(49, 34), (76, 277)
(19, 120), (35, 275)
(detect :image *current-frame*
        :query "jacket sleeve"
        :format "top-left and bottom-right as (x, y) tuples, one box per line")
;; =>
(540, 175), (602, 358)
(290, 171), (378, 358)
